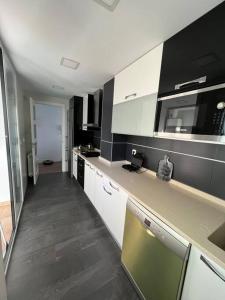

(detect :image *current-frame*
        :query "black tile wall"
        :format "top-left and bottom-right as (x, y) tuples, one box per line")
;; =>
(210, 161), (225, 199)
(100, 79), (127, 161)
(112, 143), (127, 161)
(124, 135), (225, 200)
(215, 144), (225, 162)
(171, 140), (217, 159)
(170, 153), (213, 194)
(100, 141), (112, 161)
(93, 136), (101, 149)
(113, 134), (127, 143)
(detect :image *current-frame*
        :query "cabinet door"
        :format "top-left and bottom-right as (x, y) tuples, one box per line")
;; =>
(109, 180), (127, 248)
(159, 2), (225, 96)
(114, 43), (163, 105)
(112, 93), (157, 137)
(94, 169), (104, 216)
(88, 163), (95, 205)
(182, 246), (225, 300)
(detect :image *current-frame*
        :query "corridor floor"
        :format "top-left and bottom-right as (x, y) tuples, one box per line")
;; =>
(6, 173), (139, 300)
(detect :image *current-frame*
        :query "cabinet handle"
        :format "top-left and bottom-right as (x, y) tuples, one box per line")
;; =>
(103, 186), (112, 196)
(96, 171), (103, 178)
(109, 181), (119, 191)
(175, 76), (206, 90)
(125, 93), (137, 100)
(90, 165), (94, 170)
(86, 163), (90, 167)
(200, 255), (225, 282)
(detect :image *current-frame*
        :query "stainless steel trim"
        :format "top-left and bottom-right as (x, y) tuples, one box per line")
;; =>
(121, 263), (146, 300)
(200, 255), (225, 282)
(154, 132), (225, 144)
(177, 244), (191, 300)
(125, 93), (137, 100)
(175, 76), (206, 90)
(103, 185), (112, 196)
(159, 82), (225, 101)
(109, 181), (119, 191)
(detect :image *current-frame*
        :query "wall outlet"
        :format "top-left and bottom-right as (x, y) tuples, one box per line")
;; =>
(132, 149), (137, 155)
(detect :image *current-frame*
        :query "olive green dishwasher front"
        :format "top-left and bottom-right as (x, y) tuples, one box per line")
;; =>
(121, 199), (190, 300)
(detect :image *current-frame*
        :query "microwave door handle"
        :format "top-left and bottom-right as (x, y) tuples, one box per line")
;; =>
(175, 76), (207, 90)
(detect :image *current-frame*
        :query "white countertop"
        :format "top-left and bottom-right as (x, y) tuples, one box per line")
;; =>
(74, 149), (225, 269)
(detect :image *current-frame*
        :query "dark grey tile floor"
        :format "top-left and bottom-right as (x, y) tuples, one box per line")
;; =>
(6, 173), (139, 300)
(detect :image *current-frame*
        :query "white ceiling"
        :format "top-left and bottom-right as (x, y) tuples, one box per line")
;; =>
(0, 0), (223, 98)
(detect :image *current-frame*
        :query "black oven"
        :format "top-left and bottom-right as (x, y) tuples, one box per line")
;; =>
(154, 83), (225, 143)
(77, 156), (85, 188)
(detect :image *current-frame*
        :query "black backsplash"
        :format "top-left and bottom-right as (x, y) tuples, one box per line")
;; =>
(123, 135), (225, 200)
(76, 129), (101, 149)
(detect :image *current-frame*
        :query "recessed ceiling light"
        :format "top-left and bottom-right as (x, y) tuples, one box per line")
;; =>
(60, 57), (80, 70)
(52, 85), (64, 90)
(93, 0), (120, 12)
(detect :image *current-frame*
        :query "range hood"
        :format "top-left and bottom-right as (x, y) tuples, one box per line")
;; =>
(82, 90), (102, 129)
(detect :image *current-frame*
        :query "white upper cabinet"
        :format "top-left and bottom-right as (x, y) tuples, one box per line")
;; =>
(113, 43), (163, 105)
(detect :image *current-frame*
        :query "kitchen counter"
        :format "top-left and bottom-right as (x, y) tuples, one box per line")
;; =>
(74, 149), (225, 269)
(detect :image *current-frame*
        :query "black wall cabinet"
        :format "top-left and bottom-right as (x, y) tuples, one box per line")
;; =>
(158, 2), (225, 97)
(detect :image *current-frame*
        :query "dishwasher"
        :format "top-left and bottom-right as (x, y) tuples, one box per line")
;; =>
(121, 198), (190, 300)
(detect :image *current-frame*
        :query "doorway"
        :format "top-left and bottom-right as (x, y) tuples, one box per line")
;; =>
(35, 103), (63, 174)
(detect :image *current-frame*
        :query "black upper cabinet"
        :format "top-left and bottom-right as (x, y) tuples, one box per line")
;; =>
(158, 2), (225, 97)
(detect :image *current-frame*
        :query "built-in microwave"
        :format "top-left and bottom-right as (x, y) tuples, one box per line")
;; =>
(154, 83), (225, 143)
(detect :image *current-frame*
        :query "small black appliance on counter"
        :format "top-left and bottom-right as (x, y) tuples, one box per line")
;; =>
(122, 153), (144, 172)
(81, 151), (100, 157)
(78, 144), (100, 157)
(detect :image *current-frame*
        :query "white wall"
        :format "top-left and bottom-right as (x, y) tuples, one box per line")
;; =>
(36, 104), (62, 162)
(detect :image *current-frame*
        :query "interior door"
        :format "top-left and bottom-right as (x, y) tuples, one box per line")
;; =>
(30, 98), (39, 185)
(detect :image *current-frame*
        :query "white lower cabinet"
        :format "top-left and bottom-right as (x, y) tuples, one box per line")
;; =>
(182, 246), (225, 300)
(84, 162), (95, 205)
(94, 169), (104, 216)
(85, 167), (128, 248)
(73, 153), (77, 179)
(103, 179), (127, 248)
(96, 174), (127, 248)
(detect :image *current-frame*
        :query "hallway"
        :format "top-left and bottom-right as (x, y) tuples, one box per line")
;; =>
(6, 173), (139, 300)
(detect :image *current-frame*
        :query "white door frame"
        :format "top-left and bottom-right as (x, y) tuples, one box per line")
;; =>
(34, 100), (67, 172)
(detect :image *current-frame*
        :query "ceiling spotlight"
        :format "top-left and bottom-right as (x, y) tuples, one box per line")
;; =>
(60, 57), (80, 70)
(93, 0), (120, 12)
